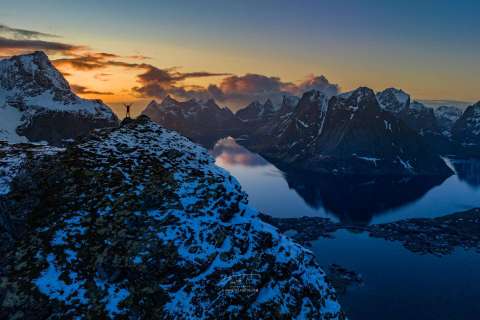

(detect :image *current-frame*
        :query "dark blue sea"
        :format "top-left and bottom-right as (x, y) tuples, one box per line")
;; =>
(212, 137), (480, 320)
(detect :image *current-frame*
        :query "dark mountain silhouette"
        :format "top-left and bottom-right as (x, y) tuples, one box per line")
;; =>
(282, 169), (448, 224)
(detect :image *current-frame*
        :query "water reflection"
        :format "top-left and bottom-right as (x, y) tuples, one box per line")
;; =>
(212, 138), (480, 224)
(211, 137), (268, 167)
(282, 171), (446, 224)
(451, 160), (480, 188)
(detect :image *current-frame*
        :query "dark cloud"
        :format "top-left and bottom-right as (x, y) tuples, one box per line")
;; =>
(205, 73), (339, 108)
(53, 53), (146, 71)
(128, 55), (151, 60)
(132, 65), (230, 100)
(94, 73), (112, 81)
(207, 74), (290, 107)
(0, 36), (83, 55)
(133, 70), (339, 109)
(0, 24), (58, 39)
(71, 84), (113, 96)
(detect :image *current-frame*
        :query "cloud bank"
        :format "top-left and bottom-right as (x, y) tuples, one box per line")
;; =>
(0, 23), (340, 110)
(133, 71), (339, 109)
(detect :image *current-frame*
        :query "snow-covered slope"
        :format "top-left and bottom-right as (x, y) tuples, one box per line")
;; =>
(0, 51), (118, 145)
(0, 116), (342, 319)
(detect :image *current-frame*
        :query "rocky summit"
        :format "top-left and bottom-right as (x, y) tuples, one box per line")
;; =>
(0, 51), (118, 145)
(0, 116), (343, 319)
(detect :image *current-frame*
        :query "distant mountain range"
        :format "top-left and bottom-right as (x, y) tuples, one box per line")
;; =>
(143, 86), (480, 176)
(0, 51), (118, 145)
(142, 96), (243, 146)
(1, 51), (479, 177)
(419, 99), (473, 109)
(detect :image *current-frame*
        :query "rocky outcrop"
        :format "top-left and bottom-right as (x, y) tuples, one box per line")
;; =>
(0, 116), (343, 319)
(0, 51), (118, 145)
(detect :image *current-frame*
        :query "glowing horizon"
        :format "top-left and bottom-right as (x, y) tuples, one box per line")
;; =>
(1, 0), (479, 112)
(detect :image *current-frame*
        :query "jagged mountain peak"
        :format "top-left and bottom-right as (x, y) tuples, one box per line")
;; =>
(377, 87), (411, 113)
(334, 87), (380, 113)
(236, 98), (278, 121)
(159, 95), (179, 107)
(303, 89), (325, 98)
(145, 99), (159, 108)
(1, 50), (70, 94)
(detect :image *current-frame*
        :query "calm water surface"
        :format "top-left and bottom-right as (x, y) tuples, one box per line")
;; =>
(211, 137), (480, 320)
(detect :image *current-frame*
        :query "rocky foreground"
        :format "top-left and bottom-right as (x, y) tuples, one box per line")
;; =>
(261, 208), (480, 256)
(0, 116), (343, 319)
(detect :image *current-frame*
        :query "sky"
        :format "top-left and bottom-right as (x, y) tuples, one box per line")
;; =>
(1, 0), (479, 113)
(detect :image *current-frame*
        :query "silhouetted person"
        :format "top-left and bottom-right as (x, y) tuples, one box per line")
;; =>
(124, 103), (132, 119)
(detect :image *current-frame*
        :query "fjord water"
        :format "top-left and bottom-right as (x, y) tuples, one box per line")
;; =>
(212, 137), (480, 320)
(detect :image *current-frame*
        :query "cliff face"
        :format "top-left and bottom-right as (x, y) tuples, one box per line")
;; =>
(0, 116), (343, 319)
(453, 102), (480, 148)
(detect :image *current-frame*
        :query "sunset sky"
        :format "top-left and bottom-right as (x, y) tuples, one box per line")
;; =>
(1, 0), (479, 114)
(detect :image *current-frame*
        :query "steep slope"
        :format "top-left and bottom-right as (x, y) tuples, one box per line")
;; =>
(377, 87), (410, 114)
(273, 90), (329, 154)
(0, 116), (343, 319)
(452, 101), (480, 149)
(377, 88), (463, 155)
(0, 51), (118, 145)
(435, 105), (463, 137)
(243, 88), (452, 176)
(142, 96), (243, 146)
(377, 88), (439, 134)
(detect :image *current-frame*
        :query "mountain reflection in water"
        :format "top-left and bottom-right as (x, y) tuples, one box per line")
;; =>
(212, 137), (480, 224)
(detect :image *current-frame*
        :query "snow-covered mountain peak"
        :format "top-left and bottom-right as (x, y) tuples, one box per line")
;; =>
(377, 88), (411, 113)
(0, 51), (70, 93)
(0, 51), (118, 144)
(336, 87), (379, 113)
